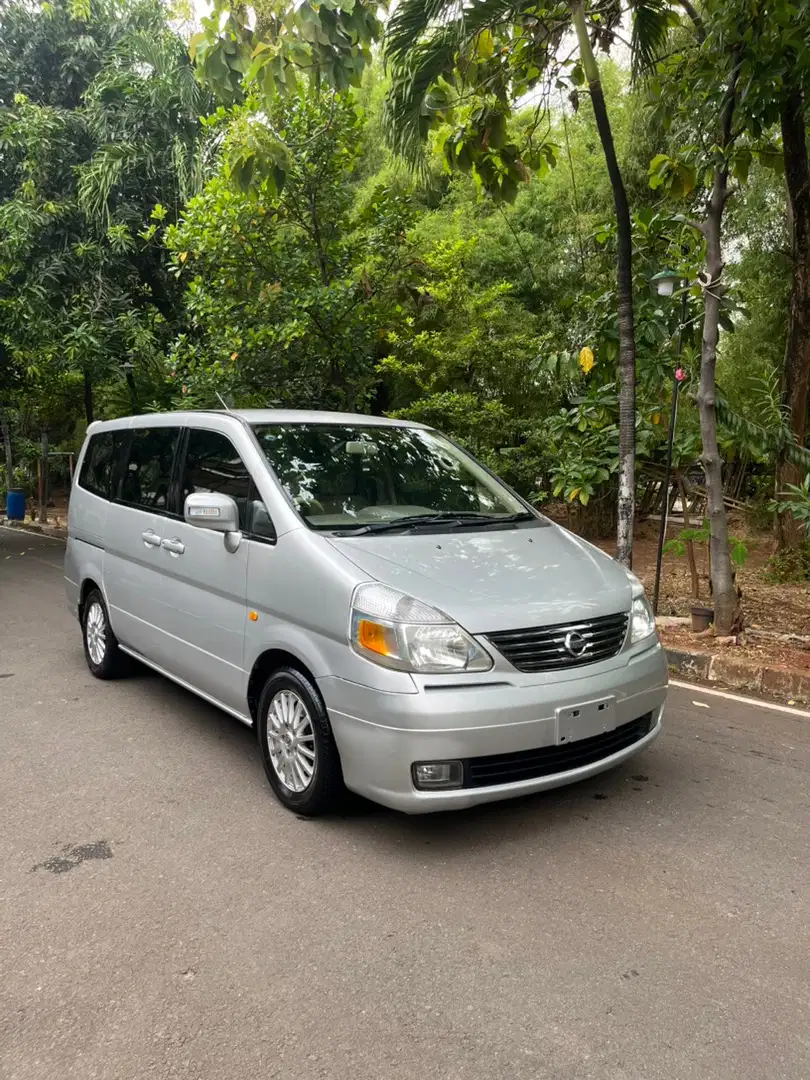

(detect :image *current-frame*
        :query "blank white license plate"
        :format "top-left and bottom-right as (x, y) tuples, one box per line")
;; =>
(556, 697), (617, 746)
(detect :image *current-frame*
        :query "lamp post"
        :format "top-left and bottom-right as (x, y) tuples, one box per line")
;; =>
(651, 270), (689, 616)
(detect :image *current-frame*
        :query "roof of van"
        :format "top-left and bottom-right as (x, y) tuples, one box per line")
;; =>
(86, 409), (428, 433)
(235, 409), (426, 427)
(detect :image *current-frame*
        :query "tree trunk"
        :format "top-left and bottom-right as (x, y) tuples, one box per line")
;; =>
(572, 1), (635, 568)
(1, 409), (13, 491)
(39, 429), (49, 525)
(697, 59), (740, 637)
(677, 474), (700, 600)
(776, 81), (810, 550)
(125, 370), (138, 412)
(83, 368), (94, 426)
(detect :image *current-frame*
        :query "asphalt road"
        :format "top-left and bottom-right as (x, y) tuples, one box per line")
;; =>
(1, 526), (809, 1080)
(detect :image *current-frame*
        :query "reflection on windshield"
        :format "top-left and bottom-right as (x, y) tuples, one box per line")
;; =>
(251, 423), (528, 531)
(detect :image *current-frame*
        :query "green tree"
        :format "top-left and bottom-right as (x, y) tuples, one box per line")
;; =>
(378, 0), (684, 566)
(0, 0), (206, 428)
(379, 236), (558, 493)
(647, 0), (810, 632)
(165, 91), (412, 411)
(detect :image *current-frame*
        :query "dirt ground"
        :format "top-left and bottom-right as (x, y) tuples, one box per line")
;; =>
(599, 520), (810, 633)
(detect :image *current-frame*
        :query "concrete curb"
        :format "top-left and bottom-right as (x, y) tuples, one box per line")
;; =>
(666, 647), (810, 704)
(1, 518), (67, 539)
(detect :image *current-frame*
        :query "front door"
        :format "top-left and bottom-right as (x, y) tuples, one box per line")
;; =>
(149, 427), (252, 717)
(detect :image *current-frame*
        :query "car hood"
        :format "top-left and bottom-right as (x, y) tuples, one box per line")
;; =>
(327, 524), (633, 634)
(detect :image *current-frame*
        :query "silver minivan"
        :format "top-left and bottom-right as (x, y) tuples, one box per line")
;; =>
(65, 410), (667, 815)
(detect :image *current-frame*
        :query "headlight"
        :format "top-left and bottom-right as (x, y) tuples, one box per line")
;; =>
(630, 596), (656, 643)
(349, 583), (493, 674)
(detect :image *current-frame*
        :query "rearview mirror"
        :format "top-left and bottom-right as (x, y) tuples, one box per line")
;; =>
(184, 492), (241, 551)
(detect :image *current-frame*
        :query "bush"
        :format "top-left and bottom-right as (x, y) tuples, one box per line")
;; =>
(764, 542), (810, 583)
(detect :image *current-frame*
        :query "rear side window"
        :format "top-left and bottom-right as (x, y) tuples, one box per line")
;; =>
(119, 428), (180, 512)
(180, 429), (253, 530)
(78, 433), (115, 498)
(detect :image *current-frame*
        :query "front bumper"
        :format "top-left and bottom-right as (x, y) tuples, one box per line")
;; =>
(319, 642), (668, 813)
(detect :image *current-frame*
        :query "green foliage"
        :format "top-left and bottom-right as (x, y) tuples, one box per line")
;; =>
(165, 90), (412, 412)
(0, 0), (208, 432)
(765, 542), (810, 583)
(772, 476), (810, 535)
(2, 0), (809, 539)
(378, 236), (557, 492)
(190, 0), (382, 121)
(381, 0), (683, 201)
(664, 520), (749, 567)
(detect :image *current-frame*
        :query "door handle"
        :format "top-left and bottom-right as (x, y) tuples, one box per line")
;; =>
(141, 529), (161, 548)
(161, 537), (185, 556)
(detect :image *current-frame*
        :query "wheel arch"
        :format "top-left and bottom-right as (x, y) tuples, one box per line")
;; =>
(79, 577), (102, 621)
(247, 648), (318, 724)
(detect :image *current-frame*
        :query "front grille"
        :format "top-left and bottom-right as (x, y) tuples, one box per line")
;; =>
(464, 713), (653, 788)
(486, 612), (629, 673)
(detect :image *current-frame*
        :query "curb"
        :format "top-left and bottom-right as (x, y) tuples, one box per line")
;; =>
(666, 647), (810, 705)
(1, 518), (67, 539)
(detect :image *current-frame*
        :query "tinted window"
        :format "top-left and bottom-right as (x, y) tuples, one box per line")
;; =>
(180, 429), (255, 532)
(119, 428), (180, 512)
(78, 433), (115, 498)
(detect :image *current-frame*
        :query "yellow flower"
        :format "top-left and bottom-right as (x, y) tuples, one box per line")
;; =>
(578, 347), (595, 374)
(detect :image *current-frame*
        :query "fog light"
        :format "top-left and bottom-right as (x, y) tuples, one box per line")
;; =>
(412, 761), (464, 789)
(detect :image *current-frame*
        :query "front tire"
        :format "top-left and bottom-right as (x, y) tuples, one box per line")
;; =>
(257, 667), (344, 816)
(82, 590), (129, 679)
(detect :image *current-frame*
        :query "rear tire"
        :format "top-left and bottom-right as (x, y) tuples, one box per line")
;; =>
(257, 667), (344, 816)
(82, 589), (130, 679)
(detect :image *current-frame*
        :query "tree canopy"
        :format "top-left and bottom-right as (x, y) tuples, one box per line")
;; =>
(4, 0), (810, 633)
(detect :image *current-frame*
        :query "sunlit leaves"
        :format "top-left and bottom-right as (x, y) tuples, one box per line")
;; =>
(191, 0), (383, 114)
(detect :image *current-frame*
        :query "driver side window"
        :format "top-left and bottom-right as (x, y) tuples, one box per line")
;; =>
(181, 429), (275, 540)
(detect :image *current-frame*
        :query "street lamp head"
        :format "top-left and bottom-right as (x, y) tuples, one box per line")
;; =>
(651, 269), (680, 298)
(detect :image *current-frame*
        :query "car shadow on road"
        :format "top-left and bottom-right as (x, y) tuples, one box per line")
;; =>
(335, 752), (674, 855)
(123, 662), (676, 855)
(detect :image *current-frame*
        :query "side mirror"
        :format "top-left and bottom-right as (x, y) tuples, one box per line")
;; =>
(184, 492), (242, 551)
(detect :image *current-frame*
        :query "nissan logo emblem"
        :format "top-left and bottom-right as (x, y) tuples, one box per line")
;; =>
(564, 630), (588, 657)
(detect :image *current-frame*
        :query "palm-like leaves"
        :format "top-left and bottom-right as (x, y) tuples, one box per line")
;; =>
(383, 0), (686, 167)
(627, 0), (682, 77)
(383, 0), (528, 168)
(78, 25), (213, 227)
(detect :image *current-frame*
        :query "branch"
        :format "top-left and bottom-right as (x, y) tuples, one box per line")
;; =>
(723, 182), (740, 204)
(676, 0), (706, 43)
(497, 205), (538, 286)
(719, 52), (742, 153)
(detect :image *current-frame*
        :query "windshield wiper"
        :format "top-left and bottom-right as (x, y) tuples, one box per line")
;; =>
(462, 512), (535, 528)
(331, 511), (535, 536)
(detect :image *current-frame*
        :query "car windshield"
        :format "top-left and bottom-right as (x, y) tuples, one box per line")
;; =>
(251, 423), (530, 532)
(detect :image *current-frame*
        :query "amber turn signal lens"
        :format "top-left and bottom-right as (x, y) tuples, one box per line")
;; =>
(248, 611), (259, 622)
(356, 618), (395, 657)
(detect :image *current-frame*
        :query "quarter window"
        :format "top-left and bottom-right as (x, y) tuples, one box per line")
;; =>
(78, 433), (115, 498)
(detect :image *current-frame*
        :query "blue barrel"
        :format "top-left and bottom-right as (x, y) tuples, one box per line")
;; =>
(5, 488), (25, 520)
